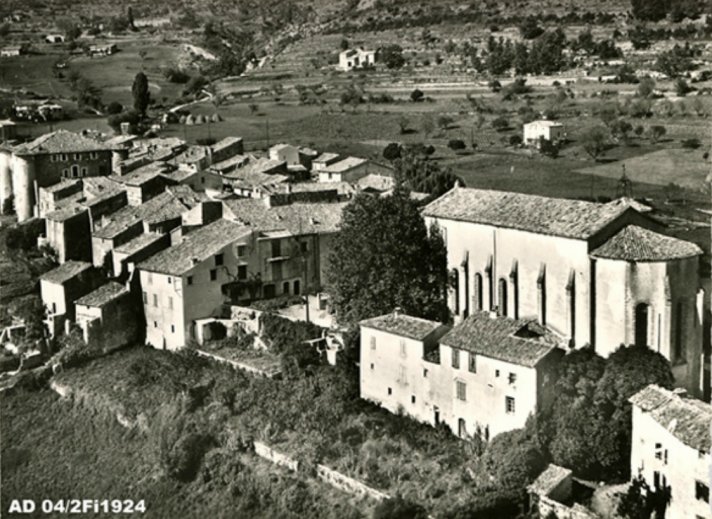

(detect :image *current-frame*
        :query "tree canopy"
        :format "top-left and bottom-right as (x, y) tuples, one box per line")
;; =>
(326, 190), (449, 325)
(132, 72), (151, 117)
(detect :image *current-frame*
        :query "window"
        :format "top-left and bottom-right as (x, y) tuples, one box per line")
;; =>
(153, 321), (157, 328)
(282, 281), (290, 295)
(508, 372), (517, 384)
(505, 396), (515, 414)
(537, 265), (546, 326)
(236, 245), (247, 257)
(148, 273), (153, 285)
(152, 294), (158, 307)
(81, 167), (87, 177)
(62, 169), (68, 178)
(654, 443), (664, 461)
(674, 301), (685, 363)
(293, 279), (300, 295)
(215, 253), (224, 266)
(399, 340), (406, 357)
(300, 242), (308, 253)
(468, 353), (477, 373)
(90, 151), (98, 160)
(411, 395), (416, 404)
(495, 369), (500, 378)
(451, 348), (460, 369)
(142, 291), (147, 304)
(370, 336), (376, 350)
(171, 325), (175, 333)
(51, 302), (57, 313)
(635, 303), (650, 347)
(498, 278), (508, 316)
(168, 277), (172, 284)
(696, 481), (709, 503)
(473, 273), (483, 311)
(370, 363), (374, 370)
(451, 268), (460, 315)
(187, 276), (193, 285)
(387, 387), (392, 395)
(423, 368), (428, 378)
(456, 380), (466, 401)
(71, 165), (79, 178)
(210, 269), (217, 281)
(168, 297), (173, 310)
(61, 153), (68, 161)
(238, 265), (247, 280)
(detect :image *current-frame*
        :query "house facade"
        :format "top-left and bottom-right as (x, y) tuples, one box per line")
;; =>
(523, 120), (565, 146)
(630, 385), (711, 519)
(339, 48), (376, 71)
(424, 187), (705, 396)
(360, 311), (564, 440)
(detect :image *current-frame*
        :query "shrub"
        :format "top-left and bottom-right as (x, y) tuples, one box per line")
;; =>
(447, 139), (466, 150)
(5, 219), (44, 251)
(383, 142), (402, 161)
(165, 432), (213, 482)
(681, 138), (701, 149)
(491, 116), (510, 131)
(163, 67), (191, 84)
(509, 135), (522, 146)
(105, 101), (123, 115)
(373, 495), (428, 519)
(410, 88), (424, 102)
(259, 313), (324, 354)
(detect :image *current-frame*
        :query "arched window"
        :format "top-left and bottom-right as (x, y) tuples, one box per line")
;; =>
(510, 261), (519, 319)
(498, 278), (508, 317)
(450, 268), (460, 316)
(674, 302), (685, 363)
(473, 273), (483, 311)
(634, 303), (650, 347)
(293, 279), (301, 295)
(71, 164), (79, 178)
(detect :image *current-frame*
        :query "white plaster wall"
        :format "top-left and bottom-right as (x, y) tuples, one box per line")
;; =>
(631, 406), (711, 519)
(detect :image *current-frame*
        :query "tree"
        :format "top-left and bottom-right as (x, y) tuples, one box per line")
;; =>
(397, 115), (410, 134)
(340, 37), (349, 51)
(611, 119), (633, 144)
(580, 126), (610, 161)
(631, 0), (669, 21)
(421, 114), (435, 137)
(379, 44), (405, 69)
(448, 139), (466, 151)
(637, 77), (655, 98)
(437, 115), (453, 130)
(383, 142), (402, 161)
(675, 78), (692, 97)
(656, 44), (694, 78)
(394, 149), (461, 196)
(132, 72), (150, 117)
(519, 17), (544, 39)
(106, 101), (123, 115)
(326, 191), (449, 325)
(648, 125), (666, 143)
(491, 116), (509, 131)
(617, 476), (655, 519)
(410, 88), (424, 103)
(373, 495), (428, 519)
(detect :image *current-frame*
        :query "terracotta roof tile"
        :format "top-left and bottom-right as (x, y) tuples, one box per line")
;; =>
(40, 260), (93, 284)
(222, 199), (346, 235)
(528, 464), (572, 497)
(424, 187), (631, 239)
(360, 312), (445, 340)
(591, 225), (701, 262)
(75, 281), (127, 307)
(440, 312), (562, 367)
(14, 130), (114, 155)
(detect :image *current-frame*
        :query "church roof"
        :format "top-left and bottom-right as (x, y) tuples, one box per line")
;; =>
(630, 385), (712, 452)
(591, 225), (702, 262)
(14, 130), (113, 155)
(440, 312), (562, 367)
(360, 312), (445, 340)
(423, 187), (631, 240)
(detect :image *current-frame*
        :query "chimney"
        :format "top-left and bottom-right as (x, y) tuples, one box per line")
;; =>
(286, 183), (292, 194)
(393, 306), (402, 317)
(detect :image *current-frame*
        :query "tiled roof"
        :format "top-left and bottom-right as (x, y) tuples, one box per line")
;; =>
(75, 281), (127, 307)
(111, 163), (174, 187)
(82, 176), (123, 198)
(360, 312), (445, 340)
(46, 204), (87, 222)
(605, 197), (653, 213)
(528, 464), (572, 497)
(222, 199), (347, 235)
(440, 312), (562, 367)
(138, 219), (251, 275)
(525, 120), (563, 128)
(43, 179), (82, 194)
(92, 190), (194, 239)
(423, 187), (632, 240)
(357, 173), (395, 192)
(114, 232), (165, 255)
(14, 130), (113, 155)
(223, 157), (285, 179)
(323, 157), (367, 173)
(630, 385), (712, 452)
(260, 181), (355, 196)
(40, 260), (93, 284)
(314, 152), (340, 163)
(590, 225), (702, 262)
(211, 136), (242, 152)
(228, 170), (289, 190)
(211, 154), (249, 174)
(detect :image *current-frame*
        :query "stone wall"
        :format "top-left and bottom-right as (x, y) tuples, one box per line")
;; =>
(253, 441), (299, 472)
(316, 464), (390, 502)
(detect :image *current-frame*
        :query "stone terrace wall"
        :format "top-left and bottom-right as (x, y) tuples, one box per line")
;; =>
(316, 464), (390, 502)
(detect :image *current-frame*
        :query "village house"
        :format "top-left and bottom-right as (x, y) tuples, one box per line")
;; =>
(13, 101), (64, 122)
(74, 282), (139, 352)
(630, 385), (711, 519)
(360, 310), (564, 440)
(269, 143), (300, 167)
(523, 120), (565, 147)
(0, 130), (116, 221)
(0, 45), (24, 57)
(339, 48), (376, 71)
(39, 261), (103, 329)
(528, 465), (597, 518)
(317, 157), (391, 183)
(0, 120), (17, 142)
(311, 152), (341, 172)
(45, 34), (65, 44)
(424, 187), (705, 396)
(88, 43), (117, 57)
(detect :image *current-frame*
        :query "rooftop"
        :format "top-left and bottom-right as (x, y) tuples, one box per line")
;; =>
(590, 225), (702, 262)
(314, 152), (340, 163)
(223, 198), (347, 235)
(223, 157), (285, 179)
(114, 232), (166, 255)
(322, 157), (368, 173)
(440, 312), (562, 367)
(40, 260), (93, 284)
(75, 282), (127, 307)
(111, 163), (174, 187)
(360, 312), (445, 340)
(528, 464), (572, 497)
(629, 384), (712, 452)
(423, 187), (634, 240)
(357, 173), (395, 192)
(138, 219), (251, 275)
(211, 136), (243, 152)
(525, 119), (564, 127)
(42, 178), (82, 194)
(13, 130), (114, 155)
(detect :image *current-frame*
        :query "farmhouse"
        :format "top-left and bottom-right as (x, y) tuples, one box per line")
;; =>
(424, 187), (705, 396)
(360, 310), (564, 440)
(339, 48), (376, 71)
(45, 34), (65, 44)
(89, 43), (117, 57)
(317, 157), (391, 183)
(523, 120), (565, 147)
(0, 46), (24, 57)
(630, 385), (711, 519)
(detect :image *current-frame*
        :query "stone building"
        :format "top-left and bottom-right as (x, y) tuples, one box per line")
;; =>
(75, 282), (139, 352)
(630, 385), (711, 519)
(360, 310), (564, 440)
(523, 120), (565, 146)
(0, 130), (117, 221)
(339, 48), (376, 71)
(39, 261), (102, 326)
(424, 187), (705, 396)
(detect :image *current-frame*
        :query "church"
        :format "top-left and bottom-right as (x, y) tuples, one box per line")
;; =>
(423, 187), (705, 396)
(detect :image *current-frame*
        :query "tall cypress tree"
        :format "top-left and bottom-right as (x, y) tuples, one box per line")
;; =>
(132, 72), (150, 117)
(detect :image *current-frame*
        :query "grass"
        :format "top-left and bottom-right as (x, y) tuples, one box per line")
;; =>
(1, 388), (367, 519)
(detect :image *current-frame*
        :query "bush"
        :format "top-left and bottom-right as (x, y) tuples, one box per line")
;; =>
(105, 101), (123, 115)
(447, 139), (466, 150)
(163, 67), (191, 84)
(681, 138), (701, 149)
(491, 116), (510, 131)
(373, 495), (428, 519)
(383, 142), (402, 161)
(509, 135), (522, 146)
(5, 219), (44, 251)
(410, 88), (424, 102)
(165, 432), (213, 482)
(259, 313), (324, 354)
